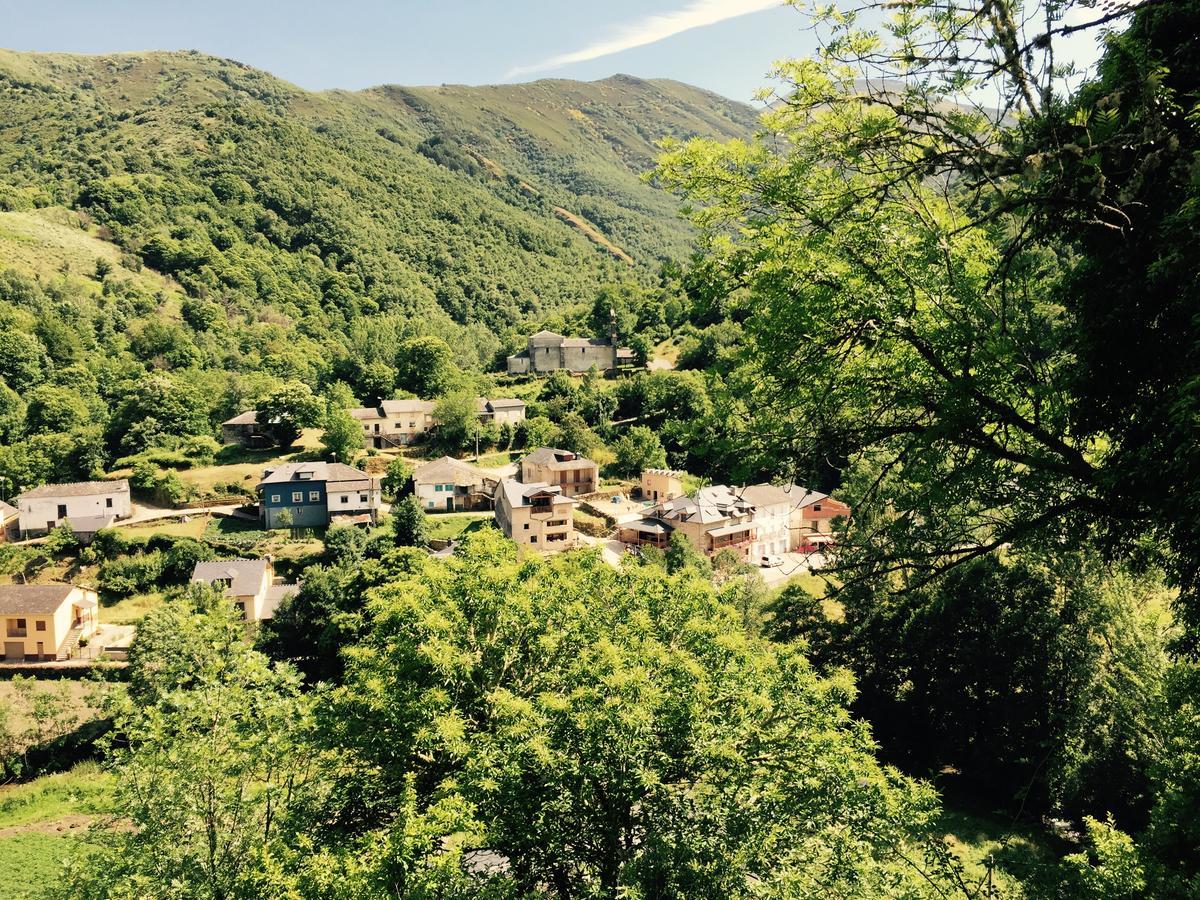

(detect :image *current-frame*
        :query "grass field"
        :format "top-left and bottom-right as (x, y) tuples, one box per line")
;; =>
(938, 805), (1065, 895)
(427, 512), (494, 543)
(115, 516), (210, 540)
(98, 591), (165, 625)
(0, 762), (115, 897)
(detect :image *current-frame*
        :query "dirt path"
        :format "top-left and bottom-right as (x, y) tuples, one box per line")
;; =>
(0, 813), (98, 838)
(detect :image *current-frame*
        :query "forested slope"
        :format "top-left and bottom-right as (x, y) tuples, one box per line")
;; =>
(0, 49), (758, 355)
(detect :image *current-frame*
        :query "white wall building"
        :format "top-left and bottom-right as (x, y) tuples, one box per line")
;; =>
(741, 483), (793, 559)
(16, 480), (131, 538)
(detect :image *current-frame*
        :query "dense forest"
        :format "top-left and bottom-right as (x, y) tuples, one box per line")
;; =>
(5, 0), (1200, 896)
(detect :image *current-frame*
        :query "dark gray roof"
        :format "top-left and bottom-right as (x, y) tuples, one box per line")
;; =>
(0, 584), (84, 615)
(522, 447), (595, 469)
(191, 559), (269, 596)
(498, 478), (574, 510)
(221, 410), (259, 426)
(259, 462), (373, 488)
(17, 480), (129, 501)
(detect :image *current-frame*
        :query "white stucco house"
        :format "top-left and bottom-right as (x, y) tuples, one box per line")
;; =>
(16, 480), (131, 539)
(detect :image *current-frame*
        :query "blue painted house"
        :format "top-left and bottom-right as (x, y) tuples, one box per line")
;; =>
(259, 462), (381, 529)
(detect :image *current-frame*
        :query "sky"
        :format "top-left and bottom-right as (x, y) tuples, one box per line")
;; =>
(0, 0), (814, 102)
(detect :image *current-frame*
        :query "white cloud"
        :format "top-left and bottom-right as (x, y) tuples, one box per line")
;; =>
(506, 0), (781, 79)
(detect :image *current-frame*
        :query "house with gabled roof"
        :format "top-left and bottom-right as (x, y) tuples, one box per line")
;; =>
(15, 480), (131, 540)
(412, 456), (499, 512)
(190, 558), (298, 622)
(0, 584), (98, 662)
(621, 485), (758, 559)
(220, 410), (281, 447)
(258, 462), (381, 529)
(521, 447), (598, 497)
(495, 478), (577, 550)
(780, 485), (851, 552)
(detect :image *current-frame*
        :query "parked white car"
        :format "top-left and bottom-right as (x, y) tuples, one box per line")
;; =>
(759, 554), (784, 568)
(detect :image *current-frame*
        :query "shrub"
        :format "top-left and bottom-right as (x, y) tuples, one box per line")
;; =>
(98, 551), (166, 598)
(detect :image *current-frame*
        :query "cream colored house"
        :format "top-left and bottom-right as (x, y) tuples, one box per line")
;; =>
(16, 480), (131, 539)
(351, 399), (438, 449)
(412, 457), (498, 512)
(477, 398), (528, 428)
(495, 479), (576, 550)
(741, 483), (793, 559)
(190, 558), (298, 622)
(0, 584), (98, 662)
(639, 469), (684, 504)
(521, 448), (598, 497)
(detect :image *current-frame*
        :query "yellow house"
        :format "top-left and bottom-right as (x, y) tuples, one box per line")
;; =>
(639, 469), (685, 503)
(0, 584), (98, 662)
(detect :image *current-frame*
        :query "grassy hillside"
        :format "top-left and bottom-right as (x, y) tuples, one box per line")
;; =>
(0, 49), (758, 352)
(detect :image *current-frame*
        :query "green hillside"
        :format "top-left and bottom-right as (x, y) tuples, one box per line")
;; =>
(0, 49), (758, 357)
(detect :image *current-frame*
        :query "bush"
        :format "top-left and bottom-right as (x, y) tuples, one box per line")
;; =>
(98, 551), (166, 598)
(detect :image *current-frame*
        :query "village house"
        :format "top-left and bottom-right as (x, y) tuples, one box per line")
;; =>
(190, 558), (298, 622)
(0, 584), (98, 662)
(412, 456), (499, 512)
(15, 480), (131, 540)
(476, 397), (528, 428)
(350, 399), (438, 449)
(784, 486), (851, 552)
(495, 478), (577, 550)
(638, 468), (685, 503)
(258, 462), (381, 529)
(220, 411), (279, 447)
(505, 319), (636, 375)
(621, 485), (758, 559)
(0, 501), (18, 543)
(740, 483), (793, 559)
(520, 447), (599, 497)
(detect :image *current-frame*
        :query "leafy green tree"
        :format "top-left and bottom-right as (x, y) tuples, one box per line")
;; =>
(323, 525), (367, 566)
(259, 381), (323, 450)
(163, 538), (213, 584)
(517, 415), (559, 450)
(664, 531), (710, 578)
(609, 425), (666, 478)
(395, 336), (457, 398)
(431, 391), (478, 454)
(319, 403), (362, 464)
(74, 587), (316, 897)
(391, 495), (429, 548)
(0, 330), (44, 390)
(380, 457), (413, 500)
(257, 564), (366, 684)
(24, 385), (89, 434)
(329, 532), (955, 896)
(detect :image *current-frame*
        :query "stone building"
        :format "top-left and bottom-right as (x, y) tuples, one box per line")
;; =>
(506, 312), (636, 375)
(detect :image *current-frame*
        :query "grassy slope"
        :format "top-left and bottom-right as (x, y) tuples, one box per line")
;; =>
(0, 762), (115, 897)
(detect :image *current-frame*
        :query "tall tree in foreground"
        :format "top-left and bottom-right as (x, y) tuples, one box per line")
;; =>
(325, 531), (960, 897)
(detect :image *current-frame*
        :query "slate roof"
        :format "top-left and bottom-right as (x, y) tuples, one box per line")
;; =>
(656, 485), (753, 525)
(259, 462), (374, 489)
(740, 483), (794, 508)
(499, 479), (574, 510)
(191, 559), (269, 597)
(221, 410), (259, 426)
(413, 456), (494, 488)
(0, 501), (17, 521)
(17, 480), (129, 501)
(0, 584), (83, 615)
(523, 447), (594, 469)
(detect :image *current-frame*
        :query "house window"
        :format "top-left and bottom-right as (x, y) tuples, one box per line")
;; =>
(292, 491), (303, 503)
(57, 504), (67, 519)
(271, 494), (281, 504)
(105, 497), (113, 509)
(35, 620), (45, 631)
(813, 504), (822, 512)
(434, 485), (442, 492)
(341, 495), (349, 504)
(308, 491), (320, 502)
(359, 494), (367, 503)
(523, 523), (529, 530)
